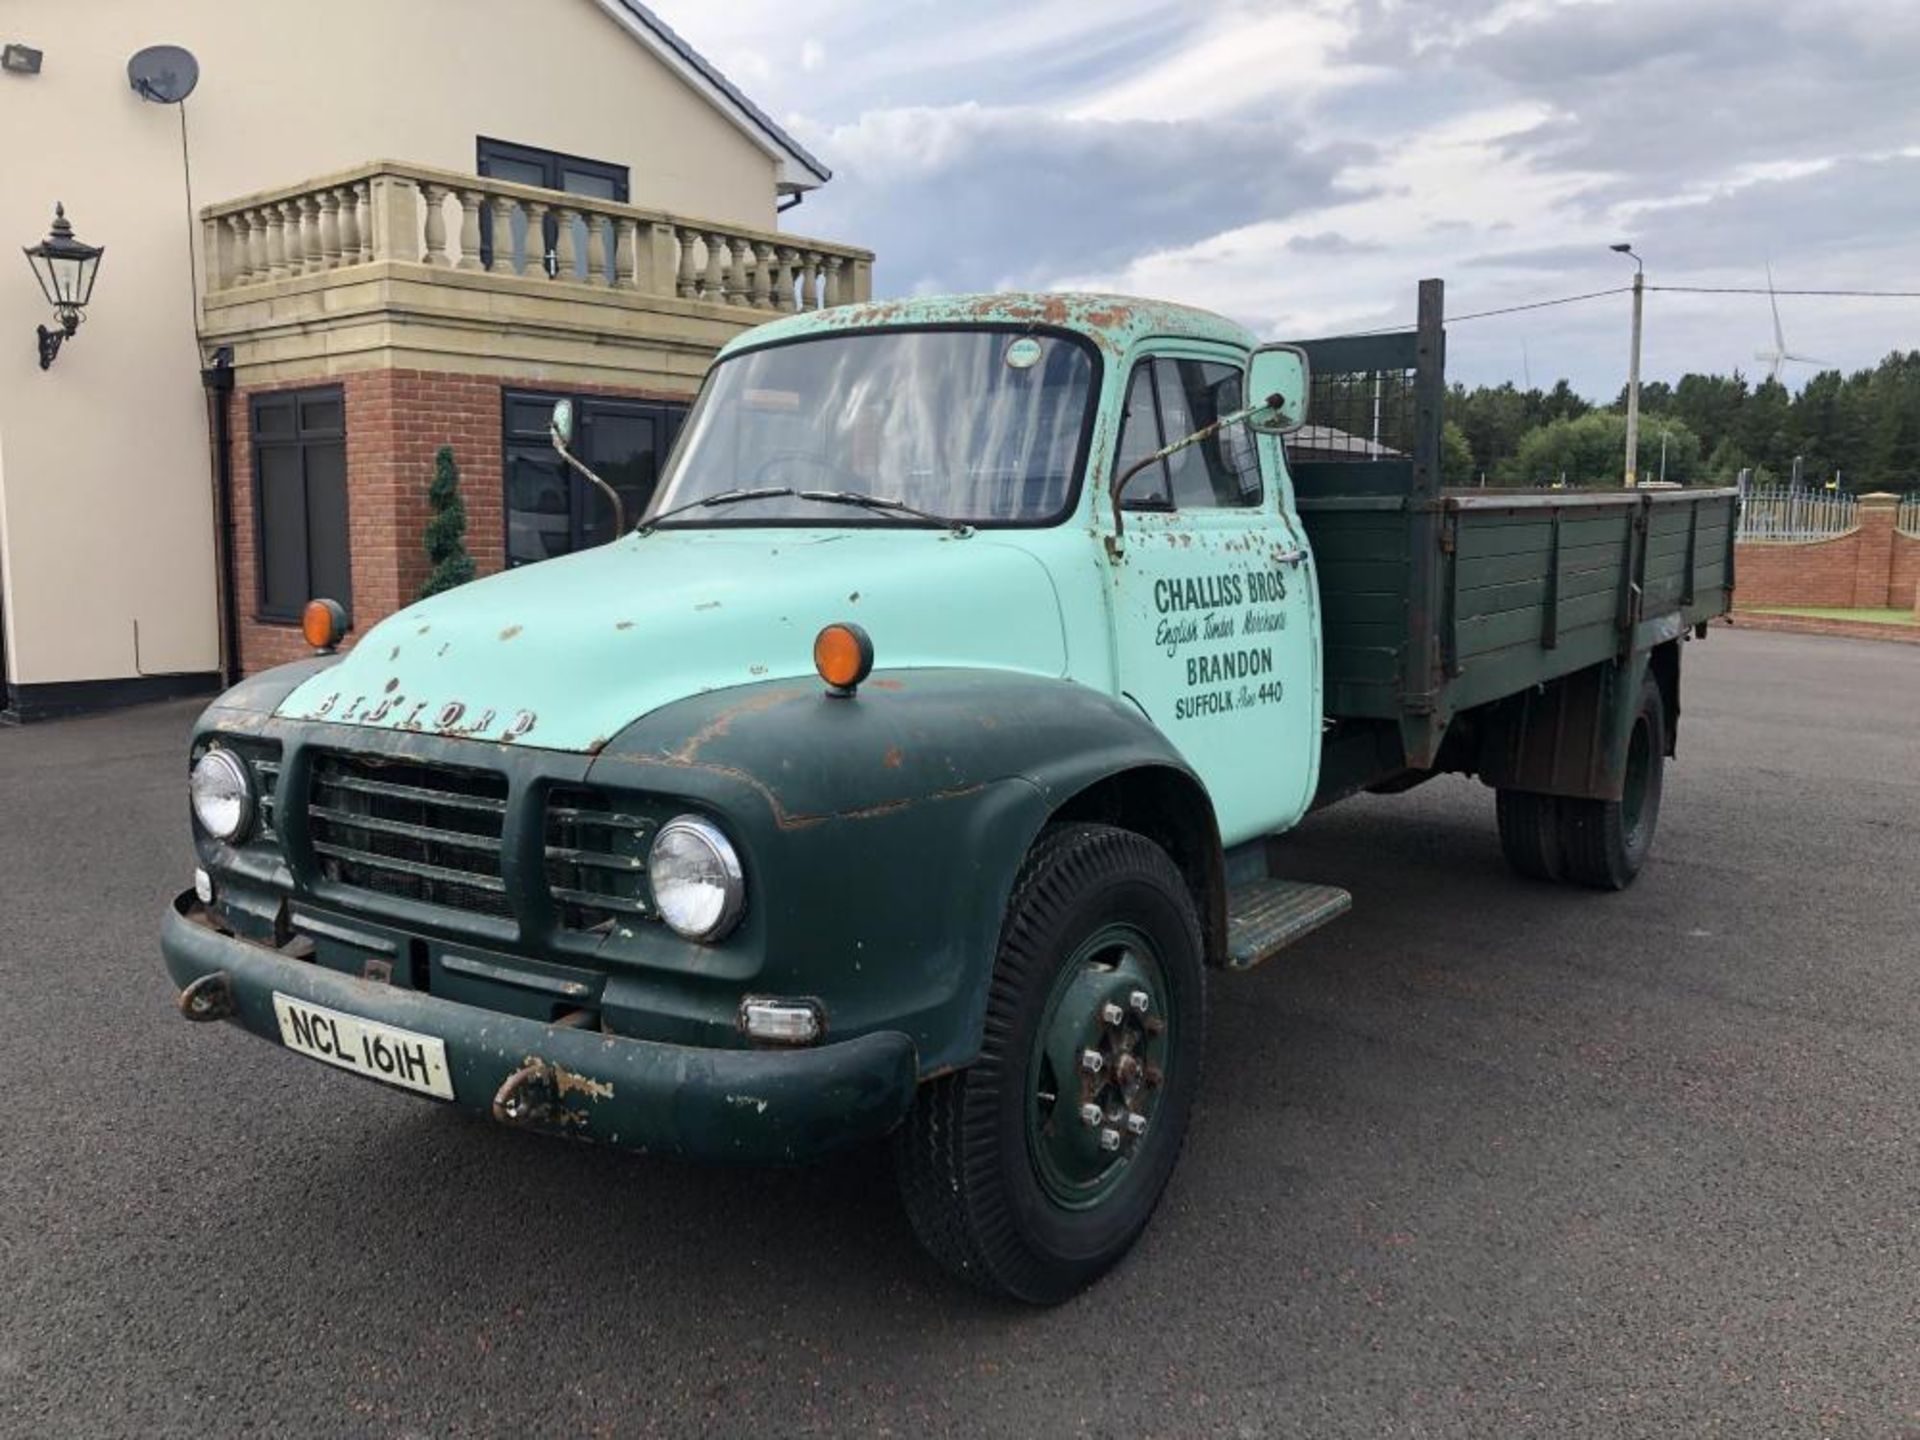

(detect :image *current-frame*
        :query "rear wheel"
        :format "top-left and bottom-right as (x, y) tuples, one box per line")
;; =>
(1558, 674), (1667, 890)
(892, 824), (1205, 1304)
(1495, 788), (1565, 882)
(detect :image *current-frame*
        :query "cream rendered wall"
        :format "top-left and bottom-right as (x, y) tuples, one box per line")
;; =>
(0, 0), (781, 688)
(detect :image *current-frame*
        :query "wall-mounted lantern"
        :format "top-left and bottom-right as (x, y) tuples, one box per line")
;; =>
(23, 203), (104, 370)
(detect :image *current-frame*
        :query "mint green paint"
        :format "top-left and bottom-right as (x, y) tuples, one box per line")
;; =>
(277, 529), (1068, 751)
(279, 292), (1325, 844)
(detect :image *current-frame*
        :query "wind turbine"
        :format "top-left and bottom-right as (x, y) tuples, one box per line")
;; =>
(1754, 261), (1824, 383)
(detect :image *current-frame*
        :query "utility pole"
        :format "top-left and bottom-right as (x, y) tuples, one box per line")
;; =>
(1611, 243), (1644, 488)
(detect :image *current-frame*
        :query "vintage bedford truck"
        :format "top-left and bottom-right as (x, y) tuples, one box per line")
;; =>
(164, 281), (1735, 1303)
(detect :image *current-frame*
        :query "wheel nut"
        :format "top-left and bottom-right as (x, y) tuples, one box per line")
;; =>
(1126, 1112), (1148, 1137)
(1128, 989), (1151, 1015)
(1100, 1001), (1125, 1026)
(1098, 1127), (1122, 1152)
(1079, 1102), (1102, 1128)
(1080, 1049), (1104, 1074)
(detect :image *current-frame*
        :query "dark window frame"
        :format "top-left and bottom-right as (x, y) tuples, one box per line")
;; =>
(500, 388), (688, 568)
(250, 384), (350, 626)
(477, 137), (630, 278)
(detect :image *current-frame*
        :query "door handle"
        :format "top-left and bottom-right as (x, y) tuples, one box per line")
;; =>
(1273, 547), (1306, 568)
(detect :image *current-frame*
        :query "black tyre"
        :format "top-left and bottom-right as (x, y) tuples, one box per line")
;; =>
(1495, 788), (1565, 882)
(892, 823), (1205, 1305)
(1558, 674), (1668, 890)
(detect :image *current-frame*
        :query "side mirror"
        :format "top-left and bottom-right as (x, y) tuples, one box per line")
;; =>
(550, 398), (575, 448)
(1246, 345), (1309, 434)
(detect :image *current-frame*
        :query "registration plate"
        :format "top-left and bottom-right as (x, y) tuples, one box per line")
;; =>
(272, 993), (454, 1100)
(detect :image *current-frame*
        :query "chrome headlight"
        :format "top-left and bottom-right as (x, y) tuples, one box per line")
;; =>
(648, 815), (744, 941)
(190, 747), (254, 842)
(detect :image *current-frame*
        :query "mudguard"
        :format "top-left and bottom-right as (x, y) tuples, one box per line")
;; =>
(591, 667), (1217, 1076)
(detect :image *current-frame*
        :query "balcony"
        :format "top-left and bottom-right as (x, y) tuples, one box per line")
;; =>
(197, 160), (875, 387)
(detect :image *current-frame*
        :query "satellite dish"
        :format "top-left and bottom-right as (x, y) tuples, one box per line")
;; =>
(128, 45), (199, 104)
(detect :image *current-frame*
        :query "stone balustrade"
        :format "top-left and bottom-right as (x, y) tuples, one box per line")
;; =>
(200, 160), (874, 312)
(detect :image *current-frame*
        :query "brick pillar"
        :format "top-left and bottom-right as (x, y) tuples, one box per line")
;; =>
(1852, 493), (1899, 608)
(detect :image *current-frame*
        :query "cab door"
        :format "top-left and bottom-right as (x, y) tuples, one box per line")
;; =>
(1106, 348), (1321, 845)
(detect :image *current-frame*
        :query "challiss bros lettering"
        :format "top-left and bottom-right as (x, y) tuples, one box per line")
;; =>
(1153, 568), (1290, 615)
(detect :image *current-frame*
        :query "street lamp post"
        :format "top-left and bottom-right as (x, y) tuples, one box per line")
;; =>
(1611, 243), (1643, 488)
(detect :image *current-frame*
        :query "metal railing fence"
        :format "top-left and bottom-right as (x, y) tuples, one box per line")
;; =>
(1898, 493), (1920, 538)
(1736, 484), (1859, 543)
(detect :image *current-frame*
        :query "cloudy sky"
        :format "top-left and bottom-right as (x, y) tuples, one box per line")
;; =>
(651, 0), (1920, 397)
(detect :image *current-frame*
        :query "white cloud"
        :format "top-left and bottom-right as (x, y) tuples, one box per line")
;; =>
(647, 0), (1920, 394)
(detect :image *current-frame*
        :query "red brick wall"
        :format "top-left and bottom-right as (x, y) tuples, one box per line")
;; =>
(1891, 532), (1919, 611)
(222, 368), (691, 674)
(1733, 530), (1861, 609)
(1733, 499), (1915, 612)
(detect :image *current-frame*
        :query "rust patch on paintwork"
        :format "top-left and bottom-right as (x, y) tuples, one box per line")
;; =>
(615, 620), (636, 631)
(866, 678), (905, 691)
(586, 735), (610, 754)
(666, 686), (805, 763)
(550, 1064), (613, 1102)
(499, 624), (523, 641)
(848, 591), (860, 603)
(388, 646), (401, 662)
(882, 745), (903, 769)
(695, 600), (722, 612)
(383, 677), (400, 694)
(437, 642), (451, 657)
(416, 624), (431, 636)
(491, 1057), (611, 1131)
(792, 782), (987, 829)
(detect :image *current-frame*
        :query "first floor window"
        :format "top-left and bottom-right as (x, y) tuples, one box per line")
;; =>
(503, 391), (687, 566)
(252, 386), (351, 622)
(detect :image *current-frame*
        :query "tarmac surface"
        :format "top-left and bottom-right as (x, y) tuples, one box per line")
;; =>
(2, 625), (1915, 1437)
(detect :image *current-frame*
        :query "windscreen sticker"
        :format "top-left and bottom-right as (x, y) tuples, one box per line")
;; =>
(1004, 336), (1043, 369)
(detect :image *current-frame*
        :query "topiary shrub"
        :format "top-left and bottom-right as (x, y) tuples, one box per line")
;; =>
(418, 444), (476, 599)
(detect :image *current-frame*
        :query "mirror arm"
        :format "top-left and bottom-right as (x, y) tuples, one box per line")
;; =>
(1103, 395), (1280, 559)
(550, 425), (627, 541)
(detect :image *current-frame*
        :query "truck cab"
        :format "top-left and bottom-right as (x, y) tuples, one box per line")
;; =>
(165, 290), (1732, 1303)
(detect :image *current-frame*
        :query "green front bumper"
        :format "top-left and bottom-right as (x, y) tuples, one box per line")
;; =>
(160, 893), (918, 1163)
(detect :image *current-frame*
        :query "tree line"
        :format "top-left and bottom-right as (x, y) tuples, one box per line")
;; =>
(1441, 350), (1920, 491)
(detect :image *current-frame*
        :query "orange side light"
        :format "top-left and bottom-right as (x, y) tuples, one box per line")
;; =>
(813, 622), (874, 695)
(302, 598), (347, 653)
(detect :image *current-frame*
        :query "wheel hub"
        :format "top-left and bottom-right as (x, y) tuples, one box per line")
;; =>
(1026, 926), (1172, 1208)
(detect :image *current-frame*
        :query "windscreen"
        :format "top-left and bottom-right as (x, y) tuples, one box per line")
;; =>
(648, 329), (1096, 525)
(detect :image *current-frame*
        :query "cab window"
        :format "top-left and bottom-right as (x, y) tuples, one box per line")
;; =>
(1114, 357), (1261, 511)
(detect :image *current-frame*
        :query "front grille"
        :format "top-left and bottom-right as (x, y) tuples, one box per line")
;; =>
(545, 786), (655, 931)
(308, 752), (510, 917)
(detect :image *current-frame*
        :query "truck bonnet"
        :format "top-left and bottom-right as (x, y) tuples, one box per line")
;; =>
(272, 527), (1068, 753)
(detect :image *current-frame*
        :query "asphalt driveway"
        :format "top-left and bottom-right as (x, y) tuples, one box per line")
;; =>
(2, 625), (1915, 1437)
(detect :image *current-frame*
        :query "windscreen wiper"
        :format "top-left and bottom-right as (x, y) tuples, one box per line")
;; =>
(795, 489), (974, 537)
(636, 486), (795, 534)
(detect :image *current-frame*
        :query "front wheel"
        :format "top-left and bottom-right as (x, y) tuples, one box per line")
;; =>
(892, 824), (1206, 1304)
(1558, 674), (1668, 890)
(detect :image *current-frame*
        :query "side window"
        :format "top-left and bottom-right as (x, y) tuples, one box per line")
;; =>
(1114, 357), (1262, 512)
(1156, 358), (1261, 509)
(1114, 363), (1170, 508)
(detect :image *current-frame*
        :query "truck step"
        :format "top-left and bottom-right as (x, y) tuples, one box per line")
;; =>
(1223, 879), (1352, 971)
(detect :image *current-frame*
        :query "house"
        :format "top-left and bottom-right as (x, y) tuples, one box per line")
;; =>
(0, 0), (871, 719)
